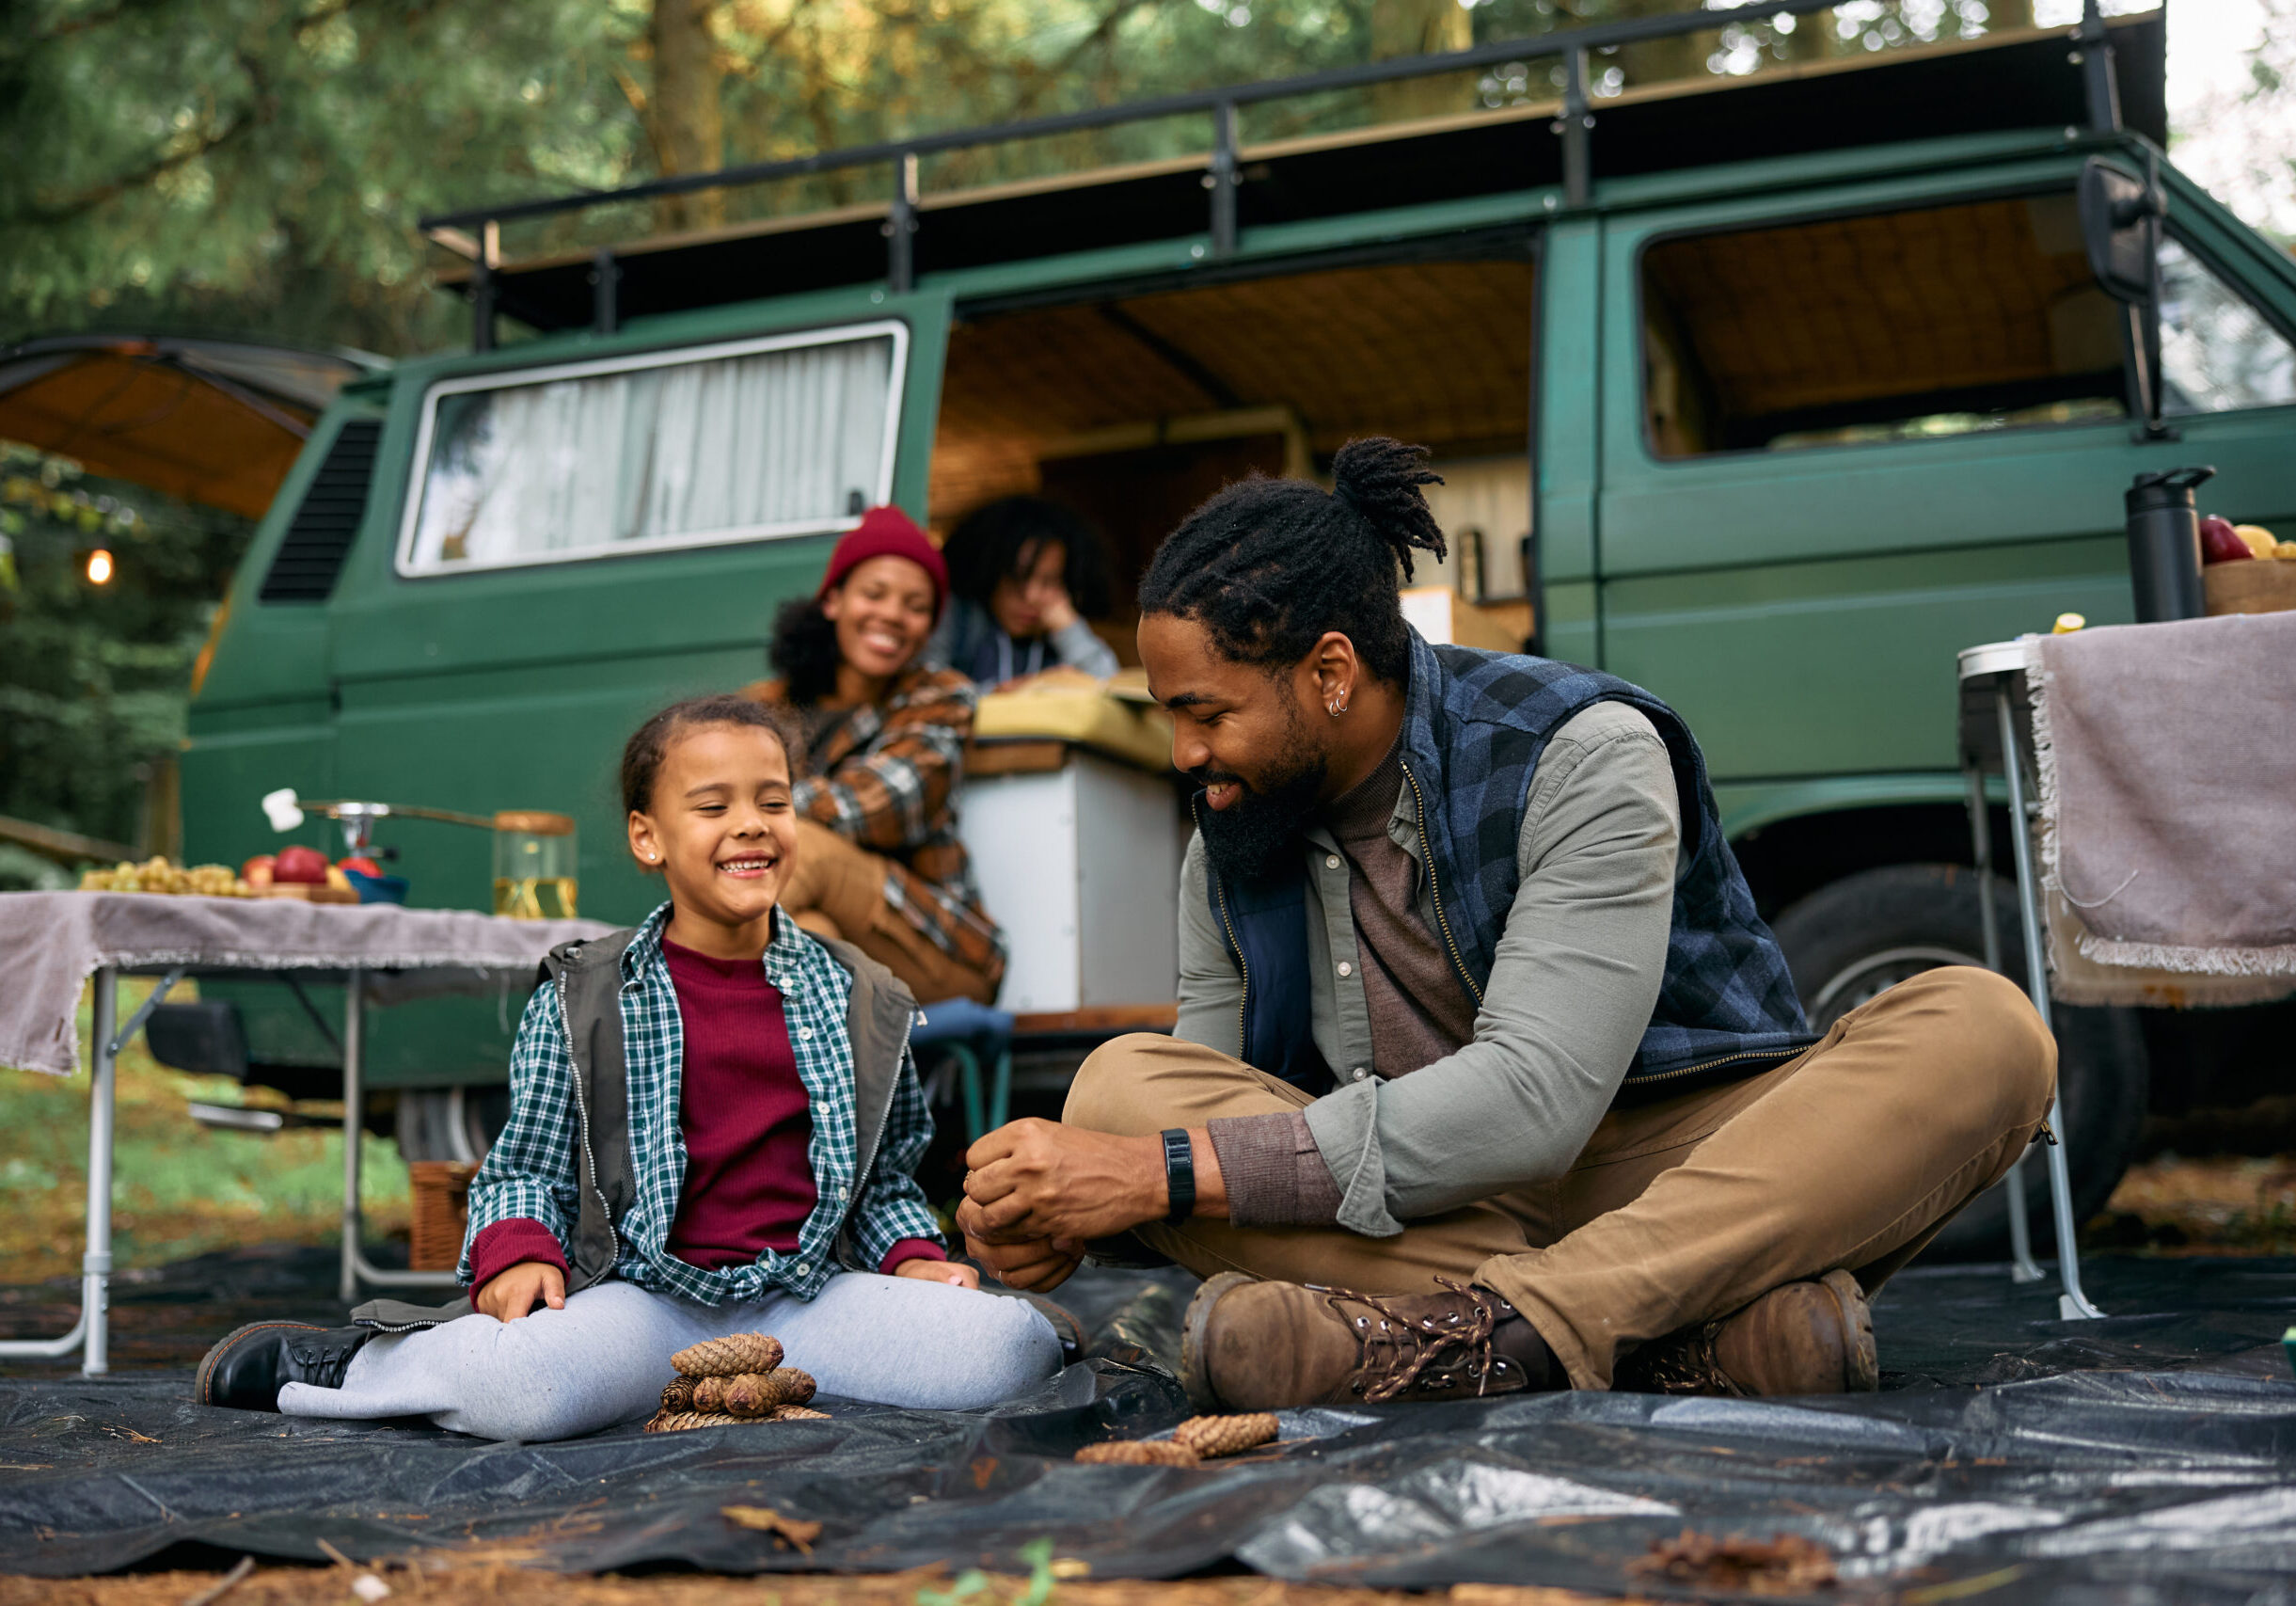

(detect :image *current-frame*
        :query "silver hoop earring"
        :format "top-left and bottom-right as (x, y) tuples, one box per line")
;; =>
(1328, 700), (1347, 717)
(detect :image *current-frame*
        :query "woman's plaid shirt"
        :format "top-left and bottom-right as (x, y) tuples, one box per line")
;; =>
(457, 903), (944, 1305)
(744, 665), (1006, 991)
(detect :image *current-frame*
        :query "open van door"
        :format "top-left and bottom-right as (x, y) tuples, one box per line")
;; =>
(1590, 166), (2296, 789)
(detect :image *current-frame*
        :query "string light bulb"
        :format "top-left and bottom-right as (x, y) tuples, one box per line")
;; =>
(86, 549), (115, 585)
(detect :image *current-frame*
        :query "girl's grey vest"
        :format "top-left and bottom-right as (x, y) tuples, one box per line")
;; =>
(1208, 632), (1813, 1097)
(350, 928), (916, 1332)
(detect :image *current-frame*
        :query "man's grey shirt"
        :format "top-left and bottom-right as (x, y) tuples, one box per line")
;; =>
(1174, 702), (1682, 1236)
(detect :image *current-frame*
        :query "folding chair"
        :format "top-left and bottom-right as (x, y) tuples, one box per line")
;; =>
(910, 997), (1015, 1145)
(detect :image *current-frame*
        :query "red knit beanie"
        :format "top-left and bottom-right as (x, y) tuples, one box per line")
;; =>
(818, 506), (948, 618)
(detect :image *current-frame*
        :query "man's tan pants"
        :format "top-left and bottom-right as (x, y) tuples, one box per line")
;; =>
(780, 819), (998, 1005)
(1064, 966), (2056, 1390)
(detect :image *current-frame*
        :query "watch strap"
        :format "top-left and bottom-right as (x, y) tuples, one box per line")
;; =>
(1160, 1128), (1196, 1226)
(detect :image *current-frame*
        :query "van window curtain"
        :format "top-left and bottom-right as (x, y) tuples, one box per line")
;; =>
(407, 333), (895, 570)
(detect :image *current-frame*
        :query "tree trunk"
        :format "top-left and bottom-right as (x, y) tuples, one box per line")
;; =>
(1370, 0), (1472, 124)
(651, 0), (724, 232)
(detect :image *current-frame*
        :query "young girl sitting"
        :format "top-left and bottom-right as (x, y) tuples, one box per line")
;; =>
(195, 694), (1063, 1442)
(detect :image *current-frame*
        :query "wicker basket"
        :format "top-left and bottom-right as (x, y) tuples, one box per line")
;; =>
(408, 1160), (480, 1272)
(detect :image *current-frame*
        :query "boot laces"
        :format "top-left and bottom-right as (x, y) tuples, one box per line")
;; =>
(1323, 1278), (1506, 1404)
(1616, 1317), (1745, 1398)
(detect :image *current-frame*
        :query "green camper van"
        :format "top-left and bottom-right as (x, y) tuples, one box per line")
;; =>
(170, 1), (2296, 1250)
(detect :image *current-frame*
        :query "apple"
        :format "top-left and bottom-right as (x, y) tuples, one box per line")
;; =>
(339, 855), (382, 878)
(241, 853), (276, 888)
(273, 845), (330, 884)
(2200, 515), (2254, 564)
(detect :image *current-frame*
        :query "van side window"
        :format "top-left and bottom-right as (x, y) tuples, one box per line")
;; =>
(398, 324), (905, 576)
(2158, 236), (2296, 416)
(1640, 194), (2126, 457)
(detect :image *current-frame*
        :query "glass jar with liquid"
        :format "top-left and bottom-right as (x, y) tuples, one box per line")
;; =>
(493, 811), (578, 919)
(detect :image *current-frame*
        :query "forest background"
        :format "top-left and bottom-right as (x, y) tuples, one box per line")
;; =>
(0, 0), (2290, 878)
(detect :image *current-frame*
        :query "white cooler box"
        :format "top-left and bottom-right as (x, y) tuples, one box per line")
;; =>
(959, 750), (1183, 1015)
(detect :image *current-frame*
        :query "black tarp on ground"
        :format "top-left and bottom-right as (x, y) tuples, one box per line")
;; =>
(3, 1252), (2294, 1599)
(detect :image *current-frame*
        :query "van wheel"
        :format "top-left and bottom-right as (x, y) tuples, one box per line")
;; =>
(1767, 863), (2148, 1262)
(394, 1087), (512, 1166)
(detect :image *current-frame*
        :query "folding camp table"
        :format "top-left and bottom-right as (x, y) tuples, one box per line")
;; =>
(1957, 641), (2104, 1321)
(0, 894), (608, 1374)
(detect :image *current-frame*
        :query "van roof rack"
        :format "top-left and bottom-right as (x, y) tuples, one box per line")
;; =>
(423, 0), (2162, 342)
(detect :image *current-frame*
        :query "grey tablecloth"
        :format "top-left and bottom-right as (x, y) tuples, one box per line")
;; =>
(0, 892), (612, 1076)
(2027, 611), (2296, 984)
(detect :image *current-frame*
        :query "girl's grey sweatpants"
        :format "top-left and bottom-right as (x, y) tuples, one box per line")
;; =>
(277, 1272), (1063, 1442)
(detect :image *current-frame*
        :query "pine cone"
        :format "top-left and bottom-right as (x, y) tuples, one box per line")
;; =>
(723, 1374), (773, 1418)
(1172, 1413), (1278, 1459)
(645, 1410), (746, 1433)
(661, 1375), (697, 1413)
(691, 1375), (730, 1413)
(1074, 1439), (1198, 1467)
(673, 1332), (784, 1377)
(768, 1404), (830, 1421)
(721, 1367), (818, 1419)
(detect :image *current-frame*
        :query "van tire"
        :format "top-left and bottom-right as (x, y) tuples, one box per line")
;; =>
(1766, 863), (2148, 1263)
(394, 1087), (512, 1167)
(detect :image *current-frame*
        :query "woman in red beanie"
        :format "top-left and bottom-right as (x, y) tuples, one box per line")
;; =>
(742, 507), (1005, 1006)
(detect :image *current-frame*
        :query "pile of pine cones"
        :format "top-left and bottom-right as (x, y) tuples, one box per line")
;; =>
(1072, 1412), (1279, 1467)
(644, 1333), (831, 1432)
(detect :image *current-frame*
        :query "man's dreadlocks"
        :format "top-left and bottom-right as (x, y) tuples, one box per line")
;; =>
(1137, 437), (1447, 684)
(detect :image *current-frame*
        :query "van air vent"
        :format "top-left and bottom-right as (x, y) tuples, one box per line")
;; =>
(257, 420), (382, 603)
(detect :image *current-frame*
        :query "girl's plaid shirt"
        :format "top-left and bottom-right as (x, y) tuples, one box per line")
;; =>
(458, 903), (944, 1304)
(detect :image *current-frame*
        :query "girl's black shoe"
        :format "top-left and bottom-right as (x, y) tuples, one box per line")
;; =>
(197, 1322), (373, 1411)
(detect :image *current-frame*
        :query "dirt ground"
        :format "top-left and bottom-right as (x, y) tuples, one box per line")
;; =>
(0, 1570), (1632, 1606)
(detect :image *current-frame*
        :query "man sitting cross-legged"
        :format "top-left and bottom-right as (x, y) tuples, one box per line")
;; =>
(956, 437), (2055, 1411)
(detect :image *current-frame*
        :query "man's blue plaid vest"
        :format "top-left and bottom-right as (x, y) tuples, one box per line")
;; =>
(1207, 631), (1813, 1095)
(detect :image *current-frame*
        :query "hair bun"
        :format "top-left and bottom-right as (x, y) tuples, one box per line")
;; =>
(1329, 437), (1447, 580)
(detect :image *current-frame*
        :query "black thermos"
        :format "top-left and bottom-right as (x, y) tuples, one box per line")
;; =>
(2123, 466), (2215, 624)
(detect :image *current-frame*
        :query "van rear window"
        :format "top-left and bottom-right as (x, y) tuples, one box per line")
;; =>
(396, 322), (906, 576)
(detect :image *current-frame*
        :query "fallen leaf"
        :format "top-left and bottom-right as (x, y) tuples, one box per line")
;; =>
(1629, 1528), (1837, 1594)
(720, 1504), (822, 1553)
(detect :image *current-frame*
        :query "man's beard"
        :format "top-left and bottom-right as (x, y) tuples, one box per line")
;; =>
(1195, 705), (1328, 883)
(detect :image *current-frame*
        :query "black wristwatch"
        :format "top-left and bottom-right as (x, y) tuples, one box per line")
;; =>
(1160, 1128), (1196, 1225)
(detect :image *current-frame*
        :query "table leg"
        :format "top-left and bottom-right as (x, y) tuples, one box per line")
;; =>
(337, 966), (462, 1298)
(82, 968), (117, 1375)
(339, 965), (363, 1304)
(1997, 686), (2106, 1323)
(0, 970), (116, 1366)
(1968, 759), (2045, 1285)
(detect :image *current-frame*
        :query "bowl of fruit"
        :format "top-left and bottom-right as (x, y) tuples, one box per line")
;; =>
(243, 846), (360, 903)
(2200, 516), (2296, 617)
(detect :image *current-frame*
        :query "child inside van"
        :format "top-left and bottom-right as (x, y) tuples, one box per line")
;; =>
(928, 496), (1118, 688)
(195, 693), (1064, 1442)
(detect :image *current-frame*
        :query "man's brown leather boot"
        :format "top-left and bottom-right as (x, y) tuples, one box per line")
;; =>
(1613, 1269), (1878, 1397)
(1180, 1273), (1561, 1411)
